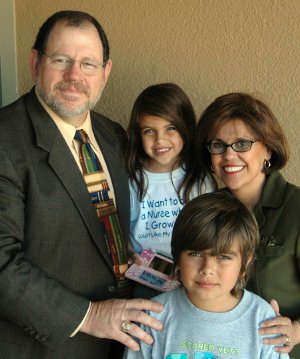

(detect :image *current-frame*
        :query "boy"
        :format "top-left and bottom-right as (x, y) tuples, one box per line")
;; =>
(123, 192), (290, 358)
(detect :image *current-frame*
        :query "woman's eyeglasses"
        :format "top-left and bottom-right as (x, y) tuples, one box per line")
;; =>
(207, 140), (260, 154)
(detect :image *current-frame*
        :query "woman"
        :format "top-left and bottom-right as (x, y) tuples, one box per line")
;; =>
(196, 92), (300, 358)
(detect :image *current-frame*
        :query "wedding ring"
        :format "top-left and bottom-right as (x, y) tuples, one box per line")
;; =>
(284, 335), (291, 346)
(121, 320), (133, 333)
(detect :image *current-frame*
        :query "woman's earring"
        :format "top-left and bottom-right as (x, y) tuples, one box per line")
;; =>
(210, 165), (215, 173)
(263, 159), (271, 170)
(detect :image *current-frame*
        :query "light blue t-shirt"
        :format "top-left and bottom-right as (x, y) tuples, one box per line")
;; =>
(129, 167), (214, 258)
(123, 288), (290, 359)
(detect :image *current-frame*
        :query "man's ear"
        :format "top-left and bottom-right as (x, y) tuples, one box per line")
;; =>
(29, 49), (40, 82)
(103, 59), (112, 86)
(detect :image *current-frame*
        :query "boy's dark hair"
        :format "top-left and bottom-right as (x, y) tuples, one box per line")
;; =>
(196, 92), (289, 188)
(126, 83), (207, 203)
(171, 191), (259, 297)
(32, 10), (110, 63)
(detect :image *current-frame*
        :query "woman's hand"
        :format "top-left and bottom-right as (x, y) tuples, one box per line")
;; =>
(259, 299), (300, 353)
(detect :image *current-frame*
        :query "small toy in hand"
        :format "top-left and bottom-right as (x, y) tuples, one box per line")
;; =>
(125, 249), (180, 292)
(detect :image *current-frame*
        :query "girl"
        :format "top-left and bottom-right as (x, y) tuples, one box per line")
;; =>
(126, 83), (214, 297)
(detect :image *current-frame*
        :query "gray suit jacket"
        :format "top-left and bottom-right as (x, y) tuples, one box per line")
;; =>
(0, 88), (130, 359)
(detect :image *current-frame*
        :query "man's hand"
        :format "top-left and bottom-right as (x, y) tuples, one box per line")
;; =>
(80, 298), (163, 351)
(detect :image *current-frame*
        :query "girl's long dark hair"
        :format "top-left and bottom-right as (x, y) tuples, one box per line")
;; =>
(126, 83), (207, 203)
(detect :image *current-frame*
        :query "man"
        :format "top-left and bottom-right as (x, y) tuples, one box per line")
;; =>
(0, 10), (162, 359)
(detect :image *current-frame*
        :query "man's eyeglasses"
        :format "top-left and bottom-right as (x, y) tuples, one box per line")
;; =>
(42, 52), (106, 76)
(207, 140), (260, 154)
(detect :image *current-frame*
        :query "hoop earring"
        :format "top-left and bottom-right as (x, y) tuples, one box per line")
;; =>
(263, 159), (271, 170)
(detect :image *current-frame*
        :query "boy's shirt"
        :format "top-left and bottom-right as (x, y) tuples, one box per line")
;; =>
(123, 287), (290, 359)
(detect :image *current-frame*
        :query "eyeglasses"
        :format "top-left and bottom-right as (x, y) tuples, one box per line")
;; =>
(42, 52), (106, 76)
(207, 140), (260, 154)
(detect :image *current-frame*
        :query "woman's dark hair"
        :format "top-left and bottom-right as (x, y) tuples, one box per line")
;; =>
(126, 83), (207, 203)
(32, 10), (110, 64)
(171, 191), (259, 297)
(196, 92), (290, 187)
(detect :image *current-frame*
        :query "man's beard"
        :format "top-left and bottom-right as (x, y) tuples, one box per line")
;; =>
(36, 80), (101, 119)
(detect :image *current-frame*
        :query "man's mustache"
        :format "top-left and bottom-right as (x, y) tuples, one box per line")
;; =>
(54, 81), (90, 95)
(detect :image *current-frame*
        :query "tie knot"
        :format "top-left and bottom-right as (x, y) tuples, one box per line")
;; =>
(74, 129), (89, 144)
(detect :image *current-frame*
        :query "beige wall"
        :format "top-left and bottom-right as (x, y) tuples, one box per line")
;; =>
(15, 0), (300, 185)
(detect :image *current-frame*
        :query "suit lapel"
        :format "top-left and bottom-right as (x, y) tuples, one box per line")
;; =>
(25, 89), (113, 270)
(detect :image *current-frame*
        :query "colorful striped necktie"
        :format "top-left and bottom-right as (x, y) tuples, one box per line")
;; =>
(74, 129), (131, 298)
